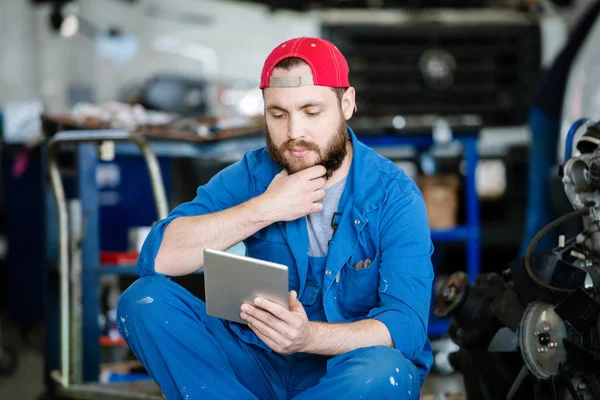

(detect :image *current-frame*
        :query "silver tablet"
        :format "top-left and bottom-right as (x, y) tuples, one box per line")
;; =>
(203, 248), (289, 324)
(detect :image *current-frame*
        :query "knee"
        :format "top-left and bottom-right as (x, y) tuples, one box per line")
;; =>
(118, 276), (166, 314)
(116, 275), (180, 333)
(350, 346), (419, 398)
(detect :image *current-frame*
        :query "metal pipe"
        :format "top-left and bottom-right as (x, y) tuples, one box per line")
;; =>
(50, 131), (169, 219)
(46, 130), (169, 388)
(128, 133), (169, 220)
(46, 139), (71, 388)
(68, 199), (83, 384)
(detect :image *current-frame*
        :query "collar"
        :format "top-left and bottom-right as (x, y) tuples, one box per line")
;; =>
(250, 126), (387, 217)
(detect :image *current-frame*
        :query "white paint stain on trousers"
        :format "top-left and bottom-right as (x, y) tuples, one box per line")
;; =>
(119, 316), (129, 337)
(137, 296), (154, 304)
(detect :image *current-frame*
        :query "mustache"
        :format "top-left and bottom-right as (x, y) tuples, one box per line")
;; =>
(281, 139), (320, 153)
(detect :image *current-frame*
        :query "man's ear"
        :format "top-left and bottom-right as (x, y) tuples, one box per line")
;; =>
(341, 87), (356, 120)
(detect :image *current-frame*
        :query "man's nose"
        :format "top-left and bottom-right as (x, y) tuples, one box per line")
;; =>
(287, 115), (304, 140)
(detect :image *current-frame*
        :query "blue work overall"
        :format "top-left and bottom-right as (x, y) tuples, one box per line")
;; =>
(117, 127), (434, 399)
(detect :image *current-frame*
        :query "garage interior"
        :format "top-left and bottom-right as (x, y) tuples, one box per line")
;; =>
(0, 0), (599, 399)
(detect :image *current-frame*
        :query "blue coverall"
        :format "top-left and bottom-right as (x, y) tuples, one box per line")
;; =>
(117, 127), (435, 399)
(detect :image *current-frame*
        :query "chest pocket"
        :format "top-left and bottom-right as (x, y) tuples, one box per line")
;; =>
(339, 252), (380, 318)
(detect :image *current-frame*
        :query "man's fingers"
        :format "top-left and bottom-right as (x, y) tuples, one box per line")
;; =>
(252, 298), (293, 323)
(299, 165), (326, 180)
(288, 290), (306, 315)
(310, 177), (326, 190)
(242, 304), (288, 334)
(243, 312), (282, 341)
(247, 320), (283, 351)
(311, 189), (326, 202)
(310, 202), (324, 214)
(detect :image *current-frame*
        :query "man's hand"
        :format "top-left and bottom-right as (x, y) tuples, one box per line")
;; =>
(240, 291), (314, 355)
(259, 166), (326, 222)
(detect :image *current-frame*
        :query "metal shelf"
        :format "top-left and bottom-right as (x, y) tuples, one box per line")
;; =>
(97, 265), (138, 276)
(428, 319), (452, 338)
(431, 226), (475, 241)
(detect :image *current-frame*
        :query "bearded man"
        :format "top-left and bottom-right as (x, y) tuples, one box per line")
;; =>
(117, 37), (434, 400)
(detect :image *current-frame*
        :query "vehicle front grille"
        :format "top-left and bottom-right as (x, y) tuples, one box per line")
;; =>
(322, 23), (541, 130)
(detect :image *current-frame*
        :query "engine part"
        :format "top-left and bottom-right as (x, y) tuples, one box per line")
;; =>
(554, 287), (600, 332)
(435, 271), (511, 349)
(434, 271), (469, 318)
(564, 371), (600, 400)
(576, 121), (600, 155)
(519, 301), (568, 379)
(434, 119), (600, 400)
(562, 122), (600, 210)
(488, 327), (518, 352)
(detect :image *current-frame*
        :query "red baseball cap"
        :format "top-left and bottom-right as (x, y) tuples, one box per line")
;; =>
(260, 37), (351, 89)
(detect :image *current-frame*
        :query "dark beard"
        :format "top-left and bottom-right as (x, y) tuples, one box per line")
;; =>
(265, 119), (349, 179)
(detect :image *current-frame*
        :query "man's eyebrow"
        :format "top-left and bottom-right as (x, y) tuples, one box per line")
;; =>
(266, 104), (287, 112)
(266, 101), (326, 112)
(299, 101), (326, 109)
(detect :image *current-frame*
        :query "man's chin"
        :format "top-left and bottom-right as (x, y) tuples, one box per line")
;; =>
(284, 162), (318, 175)
(283, 156), (319, 174)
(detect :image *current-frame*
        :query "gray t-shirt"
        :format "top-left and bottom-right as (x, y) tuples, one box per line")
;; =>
(307, 176), (347, 257)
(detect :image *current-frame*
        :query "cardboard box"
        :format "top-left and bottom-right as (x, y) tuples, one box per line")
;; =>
(417, 174), (460, 230)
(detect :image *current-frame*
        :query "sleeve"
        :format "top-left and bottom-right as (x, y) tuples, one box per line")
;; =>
(367, 182), (434, 360)
(136, 153), (255, 277)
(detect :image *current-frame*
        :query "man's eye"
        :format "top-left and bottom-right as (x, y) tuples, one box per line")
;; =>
(306, 112), (320, 117)
(272, 114), (284, 119)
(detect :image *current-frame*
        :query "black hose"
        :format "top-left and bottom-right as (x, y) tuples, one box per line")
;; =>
(525, 207), (592, 294)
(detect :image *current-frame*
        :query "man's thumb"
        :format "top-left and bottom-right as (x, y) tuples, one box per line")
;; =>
(289, 290), (303, 312)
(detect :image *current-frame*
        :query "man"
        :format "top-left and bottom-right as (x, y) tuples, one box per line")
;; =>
(117, 37), (434, 400)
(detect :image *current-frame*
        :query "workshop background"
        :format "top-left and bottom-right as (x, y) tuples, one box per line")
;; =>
(0, 0), (596, 399)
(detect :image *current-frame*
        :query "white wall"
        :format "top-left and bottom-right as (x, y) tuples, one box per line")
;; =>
(0, 0), (40, 103)
(88, 0), (319, 104)
(0, 0), (319, 113)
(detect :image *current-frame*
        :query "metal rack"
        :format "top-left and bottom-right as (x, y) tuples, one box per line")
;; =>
(43, 129), (479, 397)
(45, 131), (170, 399)
(359, 133), (481, 337)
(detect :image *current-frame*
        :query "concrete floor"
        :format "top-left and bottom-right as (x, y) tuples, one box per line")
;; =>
(0, 315), (465, 399)
(0, 346), (45, 400)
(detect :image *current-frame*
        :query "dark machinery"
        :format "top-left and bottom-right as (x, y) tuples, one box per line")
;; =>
(435, 119), (600, 400)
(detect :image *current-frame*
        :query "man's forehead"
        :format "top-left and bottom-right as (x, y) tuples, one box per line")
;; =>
(263, 85), (335, 109)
